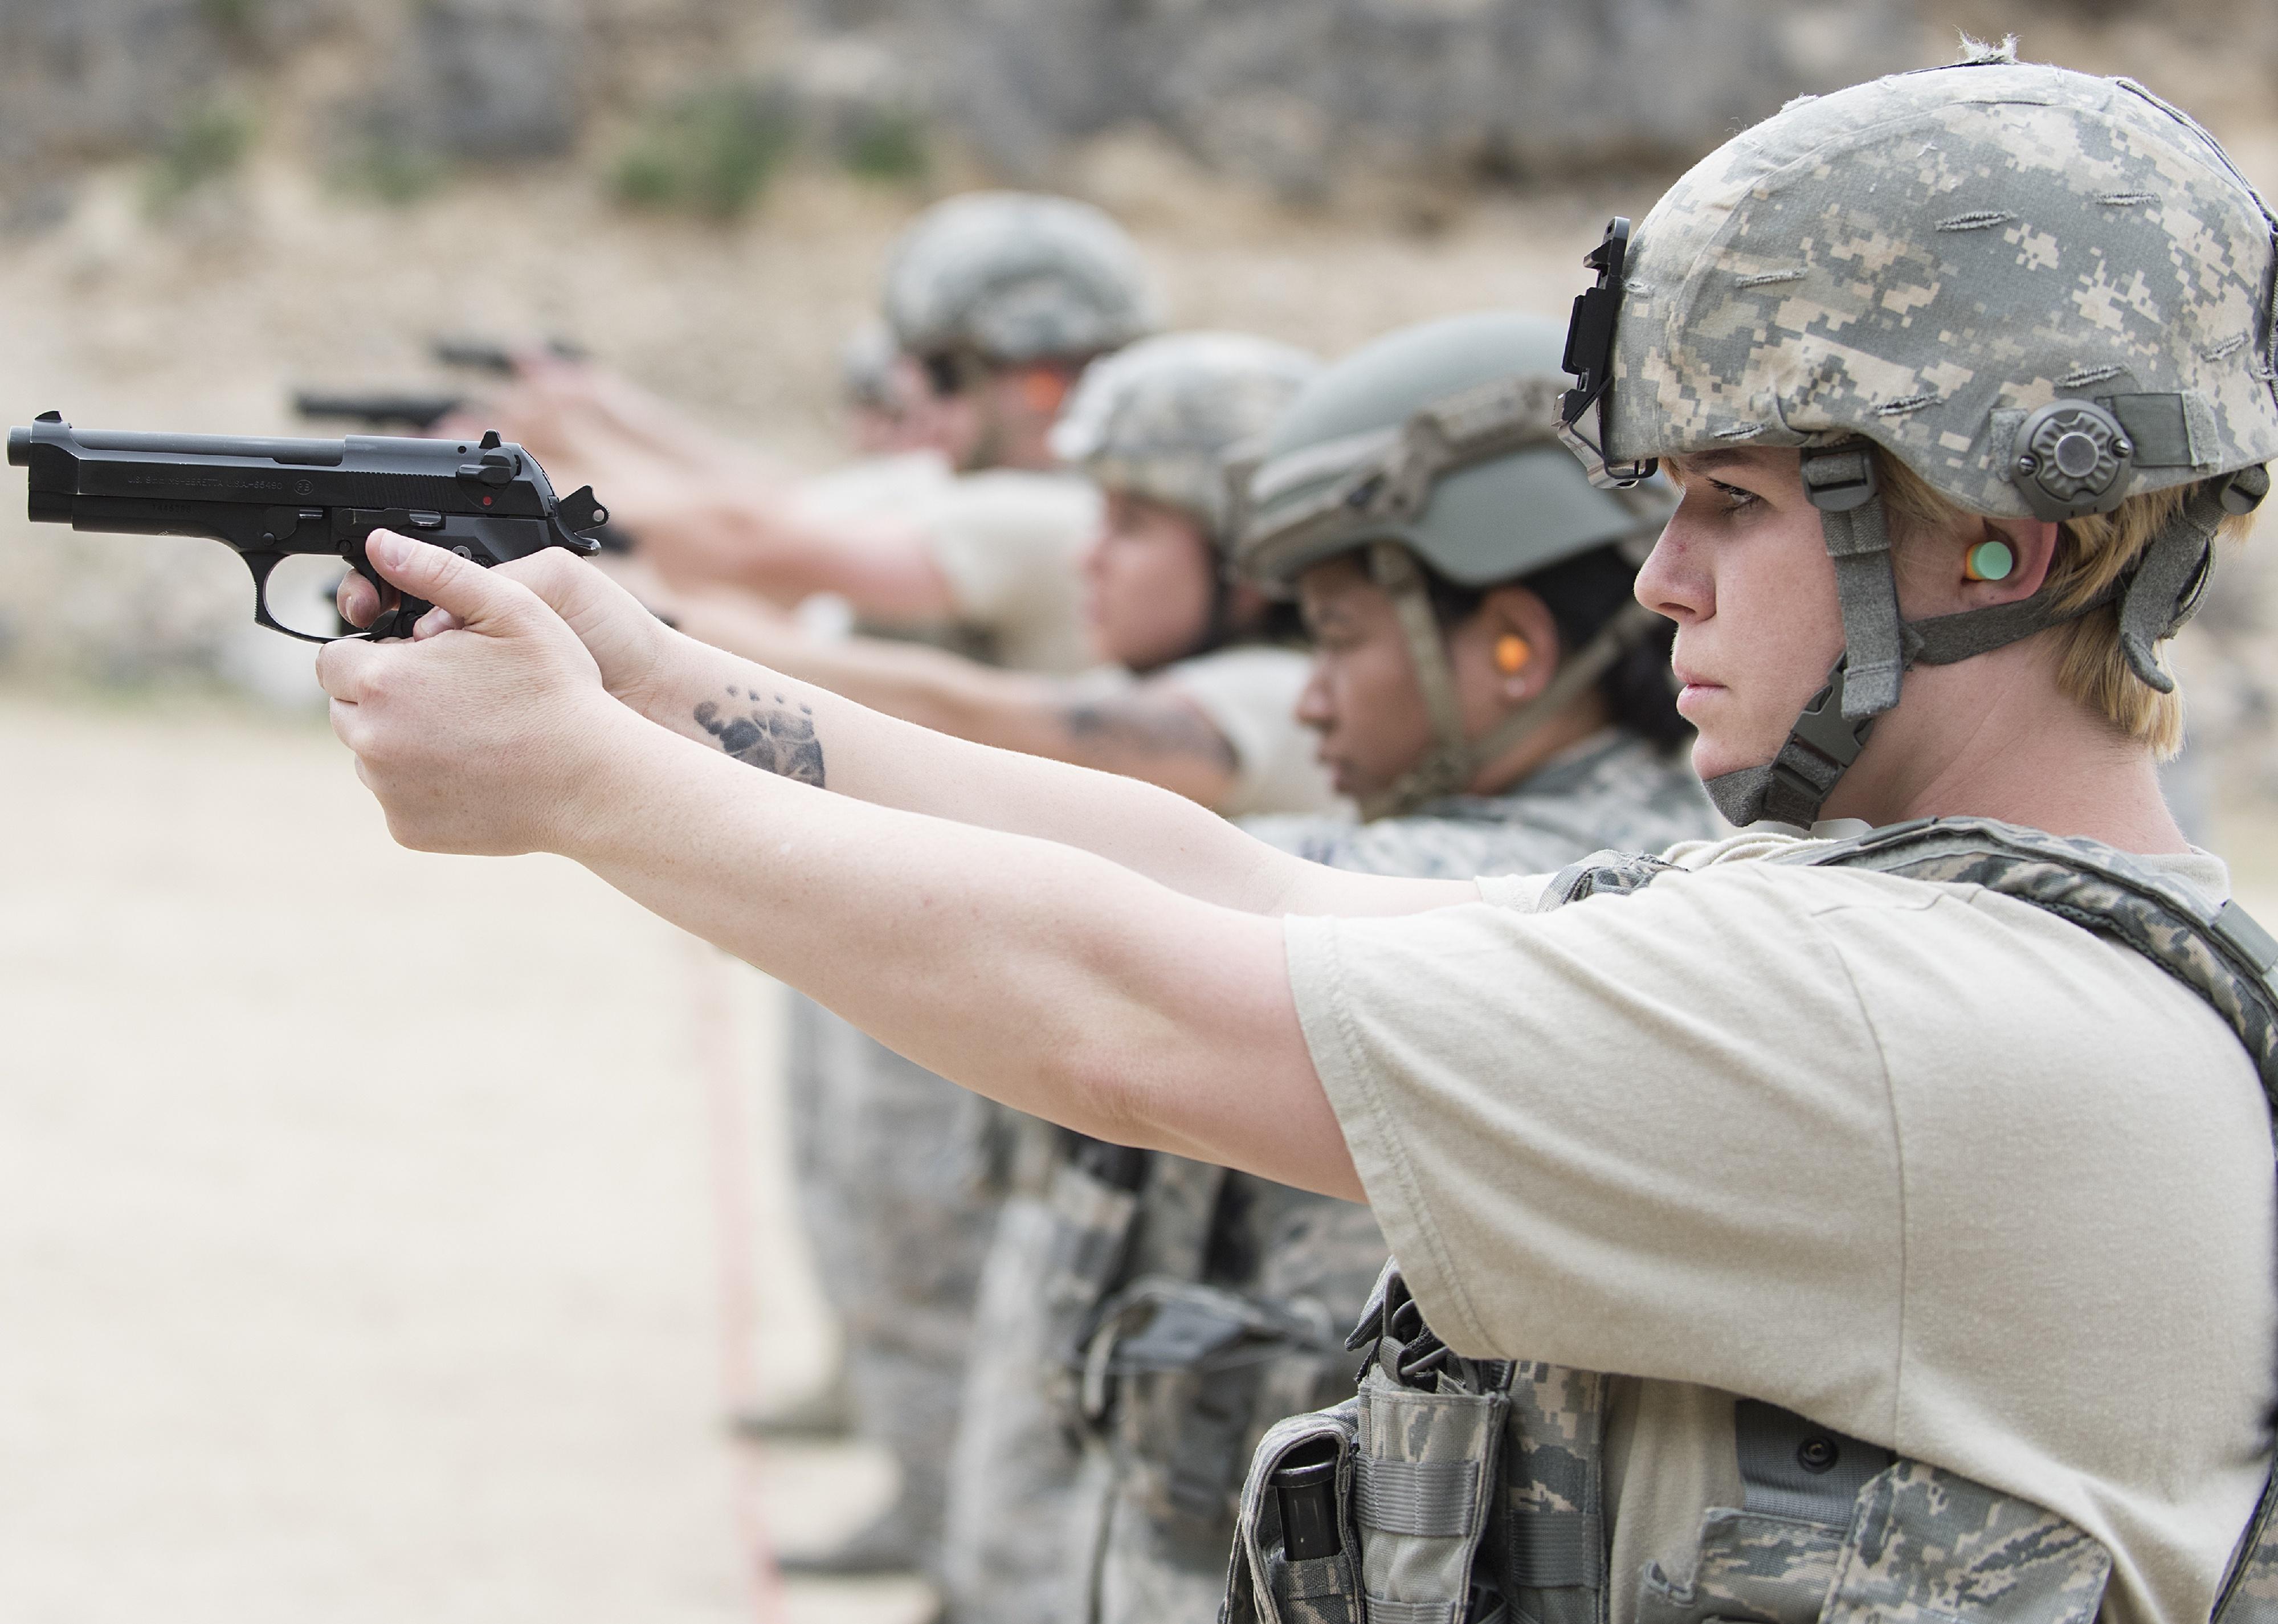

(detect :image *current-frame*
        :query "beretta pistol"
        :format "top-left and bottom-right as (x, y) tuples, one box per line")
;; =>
(6, 413), (609, 642)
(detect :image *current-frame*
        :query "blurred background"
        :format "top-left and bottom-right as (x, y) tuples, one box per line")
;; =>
(2, 2), (2275, 1622)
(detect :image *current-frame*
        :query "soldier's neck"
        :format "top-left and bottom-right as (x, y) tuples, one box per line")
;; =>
(1823, 649), (2190, 853)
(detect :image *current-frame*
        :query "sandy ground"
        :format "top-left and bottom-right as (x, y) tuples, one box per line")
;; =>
(0, 689), (930, 1624)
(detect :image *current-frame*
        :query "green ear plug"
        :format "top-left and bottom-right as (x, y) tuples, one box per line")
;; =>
(1965, 539), (2015, 582)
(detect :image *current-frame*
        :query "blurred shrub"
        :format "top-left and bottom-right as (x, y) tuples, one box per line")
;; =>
(197, 0), (269, 34)
(611, 82), (797, 219)
(328, 135), (450, 205)
(839, 106), (929, 181)
(142, 101), (255, 215)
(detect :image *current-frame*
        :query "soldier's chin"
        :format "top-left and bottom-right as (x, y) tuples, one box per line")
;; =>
(1686, 715), (1782, 788)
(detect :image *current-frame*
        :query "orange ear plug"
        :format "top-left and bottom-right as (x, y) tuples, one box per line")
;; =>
(1495, 634), (1533, 674)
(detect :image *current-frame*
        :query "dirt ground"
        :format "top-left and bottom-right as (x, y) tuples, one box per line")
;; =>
(0, 690), (934, 1624)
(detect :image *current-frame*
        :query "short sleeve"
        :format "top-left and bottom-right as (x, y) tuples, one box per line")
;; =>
(1282, 864), (1915, 1422)
(1158, 647), (1344, 818)
(915, 472), (1100, 674)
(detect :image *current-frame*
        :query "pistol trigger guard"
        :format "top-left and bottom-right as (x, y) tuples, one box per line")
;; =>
(243, 550), (330, 646)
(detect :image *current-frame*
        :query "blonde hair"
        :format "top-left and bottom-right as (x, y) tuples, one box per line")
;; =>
(1873, 450), (2255, 760)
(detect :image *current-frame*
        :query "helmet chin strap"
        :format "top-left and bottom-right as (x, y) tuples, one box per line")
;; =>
(1703, 444), (2268, 830)
(1362, 540), (1658, 821)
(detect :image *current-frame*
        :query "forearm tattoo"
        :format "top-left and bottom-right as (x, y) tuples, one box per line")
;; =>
(694, 686), (825, 786)
(1061, 693), (1236, 774)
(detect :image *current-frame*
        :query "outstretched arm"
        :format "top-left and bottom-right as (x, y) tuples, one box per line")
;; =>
(654, 585), (1246, 808)
(345, 541), (1460, 918)
(468, 363), (961, 621)
(321, 534), (1383, 1197)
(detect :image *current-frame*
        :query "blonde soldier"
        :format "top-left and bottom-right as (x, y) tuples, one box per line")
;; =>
(324, 50), (2278, 1622)
(958, 312), (1721, 1624)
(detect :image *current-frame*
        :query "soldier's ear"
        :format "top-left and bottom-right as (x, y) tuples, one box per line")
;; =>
(1017, 365), (1073, 418)
(1464, 584), (1562, 701)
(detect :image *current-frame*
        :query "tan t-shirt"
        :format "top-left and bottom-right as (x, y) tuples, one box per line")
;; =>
(1160, 645), (1345, 819)
(791, 448), (954, 522)
(908, 470), (1101, 675)
(1284, 829), (2275, 1624)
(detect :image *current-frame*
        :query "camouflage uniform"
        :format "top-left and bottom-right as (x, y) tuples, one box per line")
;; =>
(779, 192), (1160, 1579)
(1070, 731), (1721, 1624)
(793, 319), (1330, 1587)
(944, 310), (1712, 1624)
(934, 330), (1335, 1621)
(1227, 819), (2278, 1624)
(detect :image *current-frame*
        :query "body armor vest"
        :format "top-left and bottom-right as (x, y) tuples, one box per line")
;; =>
(1223, 817), (2278, 1624)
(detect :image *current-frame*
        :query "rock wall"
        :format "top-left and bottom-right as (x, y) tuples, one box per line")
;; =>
(0, 0), (1924, 201)
(840, 0), (1918, 198)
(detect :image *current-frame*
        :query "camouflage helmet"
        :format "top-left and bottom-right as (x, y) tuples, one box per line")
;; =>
(1235, 311), (1671, 819)
(838, 319), (901, 412)
(1557, 50), (2278, 826)
(881, 191), (1161, 367)
(1049, 331), (1320, 545)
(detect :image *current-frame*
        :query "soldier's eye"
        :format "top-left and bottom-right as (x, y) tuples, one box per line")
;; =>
(1709, 479), (1762, 512)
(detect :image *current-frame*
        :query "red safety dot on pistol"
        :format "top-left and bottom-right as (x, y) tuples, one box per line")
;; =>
(481, 495), (492, 506)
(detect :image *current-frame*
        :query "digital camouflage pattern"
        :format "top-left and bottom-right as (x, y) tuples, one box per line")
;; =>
(1243, 728), (1722, 880)
(781, 1000), (1001, 1577)
(1500, 1362), (1610, 1624)
(1228, 809), (2278, 1624)
(1605, 55), (2278, 517)
(1050, 332), (1321, 543)
(1533, 816), (2278, 1624)
(2220, 1495), (2278, 1624)
(1824, 1462), (2112, 1624)
(1226, 1401), (1366, 1624)
(881, 190), (1161, 365)
(1232, 1286), (2120, 1624)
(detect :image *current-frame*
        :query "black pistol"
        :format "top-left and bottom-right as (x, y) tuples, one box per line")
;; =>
(291, 390), (468, 434)
(7, 413), (609, 642)
(432, 336), (586, 375)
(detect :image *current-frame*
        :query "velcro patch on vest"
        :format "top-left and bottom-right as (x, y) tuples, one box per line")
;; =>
(1355, 1457), (1481, 1539)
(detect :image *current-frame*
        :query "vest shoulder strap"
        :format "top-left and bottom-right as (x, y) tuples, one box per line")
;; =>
(1546, 815), (2278, 1099)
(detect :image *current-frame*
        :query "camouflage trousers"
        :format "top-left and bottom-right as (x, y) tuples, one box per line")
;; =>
(1071, 1443), (1241, 1624)
(938, 1188), (1090, 1624)
(785, 997), (1004, 1576)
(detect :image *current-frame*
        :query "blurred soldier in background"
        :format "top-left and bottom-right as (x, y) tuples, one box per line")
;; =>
(484, 189), (1157, 674)
(940, 312), (1722, 1624)
(761, 328), (1342, 1593)
(475, 192), (1167, 1584)
(838, 319), (944, 460)
(656, 331), (1341, 816)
